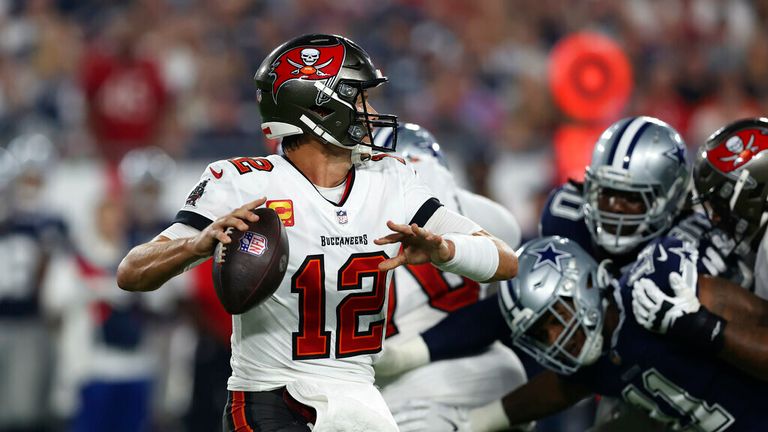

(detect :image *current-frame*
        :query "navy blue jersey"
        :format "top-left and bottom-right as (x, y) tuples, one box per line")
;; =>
(0, 213), (69, 318)
(539, 183), (593, 253)
(540, 183), (646, 272)
(568, 237), (767, 431)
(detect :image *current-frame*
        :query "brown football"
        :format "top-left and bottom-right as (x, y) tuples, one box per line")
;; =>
(212, 207), (289, 314)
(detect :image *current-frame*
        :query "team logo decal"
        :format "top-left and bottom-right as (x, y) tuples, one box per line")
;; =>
(266, 199), (295, 227)
(268, 44), (345, 104)
(530, 242), (572, 273)
(239, 231), (268, 256)
(707, 128), (768, 173)
(185, 179), (208, 207)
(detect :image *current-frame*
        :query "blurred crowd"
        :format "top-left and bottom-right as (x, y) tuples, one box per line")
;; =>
(0, 0), (766, 431)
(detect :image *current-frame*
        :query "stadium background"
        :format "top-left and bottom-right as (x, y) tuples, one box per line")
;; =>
(0, 0), (765, 431)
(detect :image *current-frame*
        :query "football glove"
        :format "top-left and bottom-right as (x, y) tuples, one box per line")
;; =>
(391, 400), (471, 432)
(632, 272), (700, 334)
(373, 336), (430, 378)
(632, 272), (727, 353)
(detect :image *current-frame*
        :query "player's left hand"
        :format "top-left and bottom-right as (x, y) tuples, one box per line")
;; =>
(632, 272), (701, 334)
(391, 400), (471, 432)
(375, 221), (452, 271)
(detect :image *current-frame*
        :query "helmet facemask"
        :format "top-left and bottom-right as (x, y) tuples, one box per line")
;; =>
(583, 117), (690, 255)
(516, 292), (605, 375)
(694, 160), (768, 254)
(501, 237), (608, 376)
(584, 167), (687, 254)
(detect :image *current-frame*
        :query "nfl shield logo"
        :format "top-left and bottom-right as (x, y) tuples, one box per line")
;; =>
(336, 209), (348, 224)
(238, 231), (268, 256)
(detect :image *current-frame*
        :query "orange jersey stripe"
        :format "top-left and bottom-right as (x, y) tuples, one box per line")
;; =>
(230, 391), (253, 432)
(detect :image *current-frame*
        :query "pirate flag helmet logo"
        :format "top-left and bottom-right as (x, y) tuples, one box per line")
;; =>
(269, 44), (345, 105)
(693, 117), (768, 248)
(253, 34), (398, 155)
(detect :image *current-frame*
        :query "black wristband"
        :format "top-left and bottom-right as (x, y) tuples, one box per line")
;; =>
(669, 306), (728, 354)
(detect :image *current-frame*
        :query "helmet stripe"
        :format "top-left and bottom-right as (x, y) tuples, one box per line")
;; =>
(729, 169), (750, 210)
(621, 122), (653, 169)
(605, 117), (635, 166)
(372, 127), (395, 149)
(611, 117), (648, 169)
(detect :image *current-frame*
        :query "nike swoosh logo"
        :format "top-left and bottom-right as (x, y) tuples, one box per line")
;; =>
(209, 167), (223, 179)
(437, 415), (459, 431)
(657, 246), (668, 262)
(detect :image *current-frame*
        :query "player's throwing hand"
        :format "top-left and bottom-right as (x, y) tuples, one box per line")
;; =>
(189, 197), (267, 256)
(375, 221), (453, 271)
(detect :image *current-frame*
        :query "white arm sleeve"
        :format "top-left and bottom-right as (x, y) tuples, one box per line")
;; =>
(160, 222), (202, 240)
(423, 206), (483, 236)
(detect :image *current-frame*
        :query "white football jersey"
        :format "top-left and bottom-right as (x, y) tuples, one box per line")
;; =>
(174, 154), (439, 391)
(379, 154), (526, 409)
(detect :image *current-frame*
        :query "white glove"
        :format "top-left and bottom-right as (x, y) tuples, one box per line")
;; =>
(391, 400), (472, 432)
(700, 245), (727, 276)
(373, 336), (430, 378)
(631, 272), (700, 334)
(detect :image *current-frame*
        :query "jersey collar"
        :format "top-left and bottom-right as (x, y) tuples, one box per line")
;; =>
(281, 155), (356, 207)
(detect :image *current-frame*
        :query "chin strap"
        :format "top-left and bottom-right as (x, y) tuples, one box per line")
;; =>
(351, 145), (372, 165)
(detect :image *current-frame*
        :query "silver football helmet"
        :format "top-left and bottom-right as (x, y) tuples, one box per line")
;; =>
(374, 123), (449, 169)
(499, 236), (610, 375)
(584, 116), (690, 254)
(6, 133), (57, 212)
(6, 133), (57, 176)
(118, 147), (176, 187)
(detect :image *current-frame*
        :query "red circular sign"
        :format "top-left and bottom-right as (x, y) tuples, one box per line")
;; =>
(549, 32), (633, 121)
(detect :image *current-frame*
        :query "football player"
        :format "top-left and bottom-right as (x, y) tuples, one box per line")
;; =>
(631, 118), (768, 380)
(117, 34), (518, 432)
(394, 236), (768, 431)
(372, 124), (527, 415)
(542, 115), (746, 283)
(690, 118), (768, 298)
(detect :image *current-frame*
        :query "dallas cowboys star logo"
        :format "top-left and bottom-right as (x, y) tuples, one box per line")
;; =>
(669, 244), (697, 264)
(663, 142), (686, 165)
(530, 242), (572, 272)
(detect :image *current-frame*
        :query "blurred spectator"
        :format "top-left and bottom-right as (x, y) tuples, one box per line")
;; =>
(0, 136), (69, 432)
(64, 196), (154, 432)
(80, 13), (170, 166)
(687, 70), (760, 148)
(44, 194), (187, 432)
(184, 87), (266, 160)
(118, 146), (177, 244)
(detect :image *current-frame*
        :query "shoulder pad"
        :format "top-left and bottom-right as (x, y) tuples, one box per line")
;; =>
(540, 184), (591, 250)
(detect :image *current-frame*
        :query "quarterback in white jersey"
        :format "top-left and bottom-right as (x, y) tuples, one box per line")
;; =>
(373, 124), (526, 411)
(117, 34), (518, 432)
